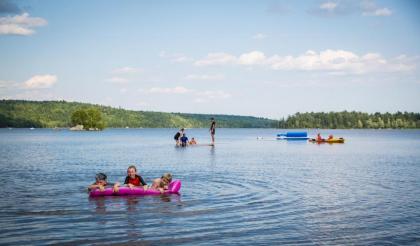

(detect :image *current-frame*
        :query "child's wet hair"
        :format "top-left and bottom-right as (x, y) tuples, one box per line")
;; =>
(95, 173), (107, 181)
(161, 173), (172, 183)
(127, 165), (137, 172)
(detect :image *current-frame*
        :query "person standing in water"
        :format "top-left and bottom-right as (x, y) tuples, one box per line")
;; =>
(174, 128), (184, 146)
(210, 117), (216, 145)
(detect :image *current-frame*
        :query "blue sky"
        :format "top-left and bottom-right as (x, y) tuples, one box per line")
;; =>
(0, 0), (419, 118)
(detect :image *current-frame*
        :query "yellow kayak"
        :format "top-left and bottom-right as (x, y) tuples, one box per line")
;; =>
(309, 138), (345, 143)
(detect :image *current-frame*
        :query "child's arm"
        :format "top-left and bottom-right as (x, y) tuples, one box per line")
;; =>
(139, 176), (148, 189)
(113, 182), (120, 192)
(89, 184), (105, 191)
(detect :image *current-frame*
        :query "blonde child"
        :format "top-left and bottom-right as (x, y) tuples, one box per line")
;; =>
(151, 173), (173, 193)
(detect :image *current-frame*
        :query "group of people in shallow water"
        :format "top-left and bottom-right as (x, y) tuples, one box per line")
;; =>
(174, 117), (216, 147)
(88, 165), (172, 194)
(174, 128), (198, 147)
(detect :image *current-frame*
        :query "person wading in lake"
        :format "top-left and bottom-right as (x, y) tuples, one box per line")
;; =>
(210, 118), (216, 145)
(174, 128), (184, 146)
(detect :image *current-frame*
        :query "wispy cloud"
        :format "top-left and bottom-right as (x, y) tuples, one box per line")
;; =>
(320, 1), (338, 11)
(252, 33), (267, 40)
(185, 74), (224, 81)
(147, 86), (192, 94)
(112, 66), (141, 74)
(361, 0), (392, 16)
(194, 52), (237, 66)
(159, 51), (192, 63)
(193, 50), (417, 74)
(239, 51), (266, 65)
(195, 90), (231, 102)
(309, 0), (392, 17)
(0, 13), (47, 36)
(23, 74), (57, 89)
(106, 77), (129, 84)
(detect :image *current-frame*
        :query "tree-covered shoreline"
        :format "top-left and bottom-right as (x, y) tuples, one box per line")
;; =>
(0, 100), (276, 128)
(1, 100), (419, 129)
(279, 111), (420, 129)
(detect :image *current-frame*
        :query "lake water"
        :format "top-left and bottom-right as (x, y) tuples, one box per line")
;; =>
(0, 128), (419, 245)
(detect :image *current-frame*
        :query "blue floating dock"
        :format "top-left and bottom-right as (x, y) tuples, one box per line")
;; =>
(276, 131), (309, 140)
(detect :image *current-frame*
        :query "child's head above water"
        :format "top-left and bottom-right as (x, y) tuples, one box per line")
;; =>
(161, 173), (172, 184)
(127, 165), (137, 178)
(95, 172), (107, 185)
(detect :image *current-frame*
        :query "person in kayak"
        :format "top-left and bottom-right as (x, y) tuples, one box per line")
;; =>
(88, 172), (119, 192)
(328, 134), (334, 140)
(124, 165), (148, 190)
(316, 133), (324, 141)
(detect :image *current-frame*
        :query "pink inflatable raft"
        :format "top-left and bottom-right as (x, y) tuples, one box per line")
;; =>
(89, 180), (181, 197)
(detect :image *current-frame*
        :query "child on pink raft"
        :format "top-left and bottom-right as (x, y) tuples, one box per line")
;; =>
(88, 173), (119, 192)
(150, 173), (173, 193)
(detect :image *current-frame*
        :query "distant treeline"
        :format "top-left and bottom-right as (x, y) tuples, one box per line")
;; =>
(278, 111), (420, 129)
(0, 100), (276, 128)
(1, 100), (419, 129)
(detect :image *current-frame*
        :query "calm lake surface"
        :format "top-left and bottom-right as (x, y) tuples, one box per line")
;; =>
(0, 128), (419, 245)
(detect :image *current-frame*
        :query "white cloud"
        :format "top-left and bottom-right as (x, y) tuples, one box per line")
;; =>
(363, 7), (392, 16)
(361, 0), (392, 16)
(112, 66), (141, 74)
(239, 51), (266, 65)
(159, 51), (192, 63)
(320, 2), (337, 11)
(193, 50), (416, 74)
(148, 86), (192, 94)
(0, 13), (47, 36)
(252, 33), (267, 40)
(172, 53), (192, 63)
(107, 77), (129, 84)
(23, 74), (57, 89)
(194, 52), (237, 66)
(196, 90), (231, 99)
(310, 0), (392, 17)
(185, 74), (224, 81)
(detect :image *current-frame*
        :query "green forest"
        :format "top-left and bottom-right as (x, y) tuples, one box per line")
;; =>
(0, 100), (276, 128)
(1, 100), (419, 129)
(278, 111), (420, 129)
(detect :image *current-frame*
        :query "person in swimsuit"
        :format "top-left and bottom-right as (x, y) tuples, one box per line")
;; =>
(124, 165), (148, 190)
(174, 128), (184, 146)
(210, 118), (216, 145)
(88, 172), (119, 192)
(180, 133), (189, 147)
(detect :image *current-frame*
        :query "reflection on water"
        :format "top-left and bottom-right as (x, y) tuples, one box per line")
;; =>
(0, 128), (419, 245)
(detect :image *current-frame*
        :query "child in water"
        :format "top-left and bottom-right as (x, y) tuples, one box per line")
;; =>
(151, 173), (173, 193)
(88, 172), (120, 192)
(124, 165), (148, 190)
(189, 137), (197, 145)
